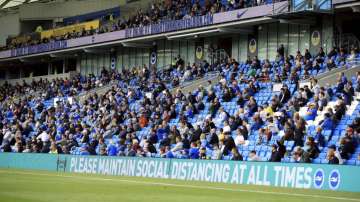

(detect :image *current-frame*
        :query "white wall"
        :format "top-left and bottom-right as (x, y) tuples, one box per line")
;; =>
(0, 12), (20, 46)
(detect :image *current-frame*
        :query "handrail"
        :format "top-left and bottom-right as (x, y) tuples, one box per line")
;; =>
(272, 0), (290, 14)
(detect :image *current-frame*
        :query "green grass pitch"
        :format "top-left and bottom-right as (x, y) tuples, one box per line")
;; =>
(0, 168), (359, 202)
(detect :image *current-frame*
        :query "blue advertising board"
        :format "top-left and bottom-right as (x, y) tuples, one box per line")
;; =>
(125, 15), (214, 38)
(0, 153), (358, 192)
(10, 40), (67, 57)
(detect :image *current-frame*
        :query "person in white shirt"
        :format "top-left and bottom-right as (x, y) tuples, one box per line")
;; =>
(234, 128), (245, 146)
(248, 150), (261, 161)
(37, 130), (50, 142)
(211, 143), (222, 160)
(223, 121), (231, 134)
(267, 117), (279, 134)
(171, 136), (183, 152)
(178, 122), (189, 136)
(215, 108), (228, 126)
(2, 130), (14, 144)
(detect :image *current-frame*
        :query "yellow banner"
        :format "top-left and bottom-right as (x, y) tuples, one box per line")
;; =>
(40, 20), (100, 39)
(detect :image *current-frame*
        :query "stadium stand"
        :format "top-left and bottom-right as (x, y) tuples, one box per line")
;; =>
(0, 0), (360, 167)
(0, 48), (360, 165)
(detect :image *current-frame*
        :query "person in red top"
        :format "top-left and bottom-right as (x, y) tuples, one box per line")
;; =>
(139, 112), (148, 128)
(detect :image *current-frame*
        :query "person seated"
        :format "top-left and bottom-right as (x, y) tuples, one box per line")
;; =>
(199, 147), (207, 160)
(231, 147), (243, 161)
(223, 132), (236, 156)
(327, 47), (337, 59)
(171, 136), (183, 152)
(257, 128), (271, 145)
(234, 128), (245, 146)
(317, 91), (328, 111)
(214, 107), (228, 126)
(333, 100), (346, 121)
(189, 142), (199, 159)
(315, 47), (325, 62)
(251, 113), (264, 131)
(162, 146), (174, 158)
(292, 146), (311, 163)
(304, 136), (320, 160)
(247, 97), (258, 116)
(337, 48), (347, 63)
(185, 105), (194, 119)
(327, 144), (339, 164)
(211, 143), (222, 160)
(303, 102), (318, 121)
(209, 98), (220, 117)
(304, 49), (312, 61)
(326, 59), (336, 71)
(313, 127), (326, 148)
(222, 87), (234, 102)
(279, 86), (291, 104)
(248, 150), (261, 161)
(339, 136), (354, 160)
(269, 144), (282, 162)
(228, 116), (239, 131)
(236, 92), (245, 107)
(195, 96), (205, 111)
(312, 60), (321, 72)
(347, 49), (357, 61)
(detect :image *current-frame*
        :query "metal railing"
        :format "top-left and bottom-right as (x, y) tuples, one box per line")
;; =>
(208, 49), (230, 64)
(335, 33), (360, 54)
(291, 0), (332, 11)
(272, 0), (290, 15)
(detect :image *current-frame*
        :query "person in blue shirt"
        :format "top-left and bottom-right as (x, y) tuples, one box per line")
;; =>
(314, 127), (326, 148)
(189, 142), (199, 159)
(231, 81), (240, 95)
(320, 113), (334, 130)
(107, 143), (118, 156)
(304, 103), (317, 121)
(156, 127), (166, 141)
(335, 79), (344, 94)
(164, 146), (174, 158)
(339, 72), (348, 84)
(185, 105), (194, 119)
(80, 144), (90, 155)
(251, 113), (264, 131)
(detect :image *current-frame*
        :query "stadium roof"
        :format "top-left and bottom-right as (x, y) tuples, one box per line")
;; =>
(0, 0), (40, 9)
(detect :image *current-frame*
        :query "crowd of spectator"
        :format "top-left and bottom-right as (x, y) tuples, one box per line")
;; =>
(0, 56), (212, 104)
(0, 46), (360, 165)
(0, 70), (114, 104)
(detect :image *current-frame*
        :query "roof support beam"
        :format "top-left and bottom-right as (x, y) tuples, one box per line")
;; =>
(219, 28), (253, 34)
(121, 42), (153, 48)
(166, 29), (220, 40)
(0, 0), (12, 9)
